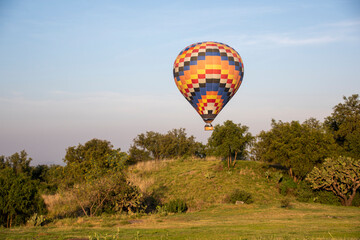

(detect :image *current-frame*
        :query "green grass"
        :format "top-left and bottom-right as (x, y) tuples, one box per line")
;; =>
(1, 158), (360, 239)
(128, 158), (281, 209)
(1, 203), (359, 239)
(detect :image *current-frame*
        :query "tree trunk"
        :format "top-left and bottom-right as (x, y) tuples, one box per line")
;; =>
(75, 196), (89, 217)
(331, 182), (358, 206)
(228, 145), (231, 169)
(232, 152), (238, 167)
(8, 215), (12, 228)
(339, 196), (352, 206)
(344, 190), (357, 206)
(289, 168), (298, 183)
(344, 199), (351, 206)
(79, 203), (89, 217)
(92, 190), (111, 216)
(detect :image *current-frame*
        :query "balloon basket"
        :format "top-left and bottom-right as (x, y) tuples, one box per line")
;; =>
(204, 123), (213, 131)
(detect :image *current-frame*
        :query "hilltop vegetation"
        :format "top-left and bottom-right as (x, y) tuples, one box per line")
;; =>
(127, 158), (279, 210)
(0, 94), (359, 235)
(1, 159), (360, 239)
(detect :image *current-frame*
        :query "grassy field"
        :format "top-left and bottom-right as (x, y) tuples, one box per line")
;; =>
(1, 203), (359, 239)
(1, 158), (360, 239)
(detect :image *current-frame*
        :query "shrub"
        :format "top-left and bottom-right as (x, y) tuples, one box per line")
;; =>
(314, 190), (341, 205)
(280, 198), (292, 208)
(279, 176), (297, 196)
(352, 191), (360, 207)
(295, 181), (315, 203)
(47, 173), (145, 218)
(27, 213), (47, 226)
(204, 172), (215, 179)
(142, 194), (161, 213)
(225, 189), (254, 204)
(164, 199), (188, 213)
(296, 181), (341, 205)
(155, 205), (168, 216)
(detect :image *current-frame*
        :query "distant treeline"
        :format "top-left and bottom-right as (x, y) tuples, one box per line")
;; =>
(1, 94), (359, 227)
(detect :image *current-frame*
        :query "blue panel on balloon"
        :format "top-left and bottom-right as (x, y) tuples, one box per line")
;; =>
(206, 52), (220, 56)
(211, 83), (220, 91)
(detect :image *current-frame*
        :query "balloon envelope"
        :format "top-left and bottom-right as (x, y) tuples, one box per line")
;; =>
(173, 41), (244, 130)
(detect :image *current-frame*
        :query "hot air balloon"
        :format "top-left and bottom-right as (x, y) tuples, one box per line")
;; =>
(173, 41), (244, 131)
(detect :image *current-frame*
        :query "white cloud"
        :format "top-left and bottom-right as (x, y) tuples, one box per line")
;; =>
(228, 18), (360, 48)
(327, 19), (360, 27)
(267, 35), (338, 46)
(228, 34), (339, 47)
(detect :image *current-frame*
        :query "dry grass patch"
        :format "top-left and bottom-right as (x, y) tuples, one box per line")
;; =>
(42, 190), (81, 219)
(129, 159), (171, 173)
(238, 166), (256, 176)
(126, 160), (172, 194)
(42, 193), (61, 212)
(127, 173), (155, 193)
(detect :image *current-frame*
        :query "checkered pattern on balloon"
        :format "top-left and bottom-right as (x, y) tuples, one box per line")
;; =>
(173, 41), (244, 130)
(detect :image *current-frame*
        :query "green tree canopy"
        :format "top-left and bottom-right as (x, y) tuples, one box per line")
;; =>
(325, 94), (360, 158)
(129, 128), (204, 162)
(306, 156), (360, 206)
(0, 152), (46, 228)
(63, 139), (128, 184)
(60, 140), (142, 217)
(207, 120), (254, 168)
(0, 150), (32, 176)
(252, 118), (335, 182)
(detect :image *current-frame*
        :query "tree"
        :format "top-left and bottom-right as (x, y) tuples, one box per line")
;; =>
(6, 150), (32, 176)
(31, 164), (49, 182)
(0, 168), (46, 227)
(50, 139), (143, 217)
(0, 155), (6, 169)
(193, 141), (207, 159)
(43, 164), (65, 194)
(129, 128), (203, 162)
(128, 145), (151, 164)
(207, 120), (253, 168)
(325, 94), (360, 158)
(31, 164), (64, 194)
(69, 173), (142, 217)
(0, 151), (47, 227)
(306, 156), (360, 206)
(130, 131), (163, 161)
(252, 119), (335, 182)
(63, 139), (128, 184)
(160, 128), (196, 159)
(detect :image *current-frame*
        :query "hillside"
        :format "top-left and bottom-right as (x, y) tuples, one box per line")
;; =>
(2, 157), (360, 239)
(127, 158), (284, 210)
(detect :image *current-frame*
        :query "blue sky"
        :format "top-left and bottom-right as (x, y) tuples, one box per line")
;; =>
(0, 0), (359, 165)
